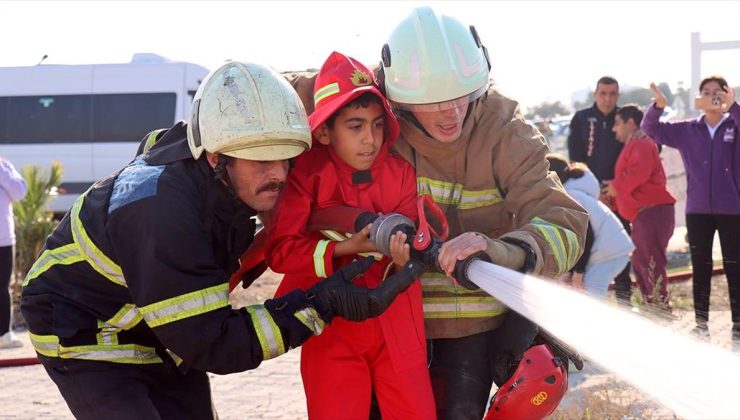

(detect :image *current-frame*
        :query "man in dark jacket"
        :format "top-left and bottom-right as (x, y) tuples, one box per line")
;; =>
(21, 61), (413, 420)
(568, 76), (633, 304)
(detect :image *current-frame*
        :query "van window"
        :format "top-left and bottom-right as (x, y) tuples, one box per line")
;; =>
(0, 93), (176, 144)
(93, 93), (176, 142)
(4, 95), (92, 143)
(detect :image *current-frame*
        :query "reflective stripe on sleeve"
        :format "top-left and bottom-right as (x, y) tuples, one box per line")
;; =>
(245, 305), (286, 360)
(313, 240), (330, 278)
(530, 217), (579, 273)
(70, 195), (127, 287)
(23, 243), (84, 286)
(139, 284), (229, 328)
(293, 307), (325, 335)
(104, 304), (143, 330)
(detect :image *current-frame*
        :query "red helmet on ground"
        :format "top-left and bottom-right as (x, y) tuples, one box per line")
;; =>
(485, 344), (568, 420)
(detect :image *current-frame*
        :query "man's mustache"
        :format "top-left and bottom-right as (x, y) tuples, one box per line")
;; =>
(256, 181), (285, 194)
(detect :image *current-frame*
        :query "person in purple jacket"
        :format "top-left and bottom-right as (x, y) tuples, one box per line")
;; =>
(643, 77), (739, 341)
(0, 157), (27, 349)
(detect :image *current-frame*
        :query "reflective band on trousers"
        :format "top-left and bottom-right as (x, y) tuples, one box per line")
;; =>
(29, 332), (162, 364)
(23, 243), (84, 286)
(70, 194), (127, 286)
(530, 217), (579, 273)
(140, 284), (229, 328)
(246, 305), (286, 360)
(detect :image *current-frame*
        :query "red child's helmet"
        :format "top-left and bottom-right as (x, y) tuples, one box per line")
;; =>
(484, 344), (568, 420)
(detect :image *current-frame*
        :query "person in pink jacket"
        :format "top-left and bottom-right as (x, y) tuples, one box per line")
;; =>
(605, 105), (676, 310)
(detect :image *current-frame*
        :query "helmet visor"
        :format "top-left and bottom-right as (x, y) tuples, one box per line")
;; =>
(390, 84), (488, 112)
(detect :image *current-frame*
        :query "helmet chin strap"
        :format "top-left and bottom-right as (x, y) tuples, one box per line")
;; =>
(214, 154), (236, 193)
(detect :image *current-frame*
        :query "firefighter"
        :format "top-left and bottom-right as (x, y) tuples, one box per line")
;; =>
(20, 61), (407, 419)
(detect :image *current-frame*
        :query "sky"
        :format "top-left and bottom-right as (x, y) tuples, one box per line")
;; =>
(2, 0), (740, 109)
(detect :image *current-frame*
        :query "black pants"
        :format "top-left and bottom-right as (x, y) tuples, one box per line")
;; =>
(613, 212), (633, 303)
(687, 214), (740, 324)
(42, 358), (217, 420)
(0, 245), (13, 335)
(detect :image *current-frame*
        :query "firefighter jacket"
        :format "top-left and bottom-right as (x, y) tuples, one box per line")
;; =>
(21, 123), (289, 373)
(265, 140), (427, 371)
(392, 88), (588, 339)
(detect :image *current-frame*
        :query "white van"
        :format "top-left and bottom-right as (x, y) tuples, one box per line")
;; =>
(0, 53), (209, 216)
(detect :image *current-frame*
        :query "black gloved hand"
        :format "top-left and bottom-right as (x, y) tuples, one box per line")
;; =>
(306, 257), (375, 322)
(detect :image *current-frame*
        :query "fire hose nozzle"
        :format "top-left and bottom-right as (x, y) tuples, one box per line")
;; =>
(369, 213), (415, 256)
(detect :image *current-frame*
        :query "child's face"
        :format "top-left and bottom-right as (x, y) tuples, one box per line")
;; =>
(318, 102), (386, 171)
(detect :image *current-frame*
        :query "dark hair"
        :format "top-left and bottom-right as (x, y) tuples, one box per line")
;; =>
(596, 76), (619, 89)
(325, 92), (383, 128)
(699, 75), (728, 92)
(546, 153), (585, 184)
(616, 104), (643, 126)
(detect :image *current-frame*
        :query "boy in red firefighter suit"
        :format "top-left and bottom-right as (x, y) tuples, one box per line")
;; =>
(266, 52), (435, 419)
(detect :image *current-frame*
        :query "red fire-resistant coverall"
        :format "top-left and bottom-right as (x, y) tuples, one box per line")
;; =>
(266, 139), (435, 419)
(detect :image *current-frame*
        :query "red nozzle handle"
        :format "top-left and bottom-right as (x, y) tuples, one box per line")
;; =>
(414, 194), (449, 251)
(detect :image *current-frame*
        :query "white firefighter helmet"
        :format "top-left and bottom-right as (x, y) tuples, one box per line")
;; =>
(187, 61), (311, 161)
(381, 7), (491, 111)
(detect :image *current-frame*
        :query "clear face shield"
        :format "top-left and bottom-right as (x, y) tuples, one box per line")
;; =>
(390, 84), (488, 113)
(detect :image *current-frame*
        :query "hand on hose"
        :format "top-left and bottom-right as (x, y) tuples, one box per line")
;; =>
(263, 257), (374, 350)
(438, 233), (527, 276)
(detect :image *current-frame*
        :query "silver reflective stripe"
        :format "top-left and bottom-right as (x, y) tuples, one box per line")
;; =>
(294, 307), (325, 335)
(70, 195), (127, 287)
(59, 344), (162, 364)
(23, 243), (83, 286)
(246, 306), (286, 360)
(29, 332), (59, 357)
(417, 177), (502, 210)
(96, 326), (119, 346)
(105, 304), (143, 330)
(423, 296), (507, 319)
(140, 284), (229, 328)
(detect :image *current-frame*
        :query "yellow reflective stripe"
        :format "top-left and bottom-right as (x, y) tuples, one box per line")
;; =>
(294, 307), (326, 335)
(140, 284), (229, 328)
(314, 82), (340, 105)
(29, 332), (162, 364)
(142, 129), (166, 154)
(105, 304), (143, 330)
(321, 230), (346, 241)
(23, 243), (83, 286)
(420, 273), (481, 294)
(29, 332), (59, 357)
(459, 188), (503, 209)
(59, 344), (162, 364)
(313, 240), (330, 278)
(70, 195), (126, 287)
(417, 177), (502, 209)
(246, 305), (286, 360)
(423, 296), (507, 319)
(530, 217), (567, 273)
(96, 326), (119, 346)
(563, 227), (580, 269)
(166, 349), (184, 366)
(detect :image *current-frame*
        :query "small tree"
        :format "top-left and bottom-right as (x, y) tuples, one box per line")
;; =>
(11, 162), (63, 328)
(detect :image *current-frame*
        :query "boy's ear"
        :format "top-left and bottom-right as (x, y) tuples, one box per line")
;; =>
(314, 123), (332, 146)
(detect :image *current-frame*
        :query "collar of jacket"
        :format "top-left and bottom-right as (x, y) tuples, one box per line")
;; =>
(143, 121), (193, 165)
(590, 103), (617, 119)
(395, 96), (481, 161)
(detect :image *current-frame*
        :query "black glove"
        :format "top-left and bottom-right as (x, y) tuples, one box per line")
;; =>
(306, 257), (375, 322)
(490, 311), (539, 386)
